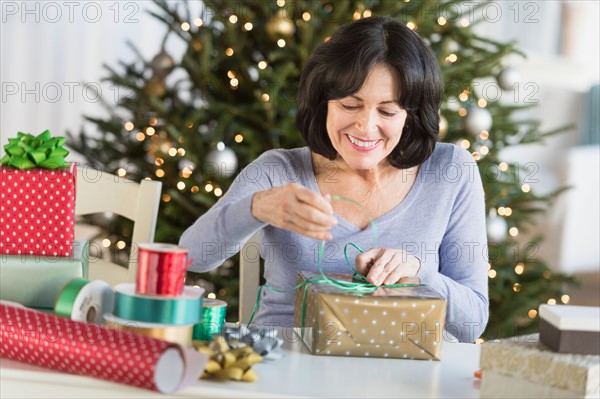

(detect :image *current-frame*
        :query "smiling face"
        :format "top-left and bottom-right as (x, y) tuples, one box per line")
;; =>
(325, 63), (408, 171)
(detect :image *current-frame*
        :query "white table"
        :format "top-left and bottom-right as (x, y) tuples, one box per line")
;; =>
(1, 331), (482, 398)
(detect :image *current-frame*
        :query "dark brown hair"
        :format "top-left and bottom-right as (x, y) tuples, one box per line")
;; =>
(296, 16), (443, 168)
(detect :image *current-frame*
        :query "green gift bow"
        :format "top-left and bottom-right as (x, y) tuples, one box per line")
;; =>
(0, 130), (70, 170)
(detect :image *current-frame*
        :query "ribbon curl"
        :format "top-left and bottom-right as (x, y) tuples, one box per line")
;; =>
(247, 195), (425, 327)
(0, 130), (69, 170)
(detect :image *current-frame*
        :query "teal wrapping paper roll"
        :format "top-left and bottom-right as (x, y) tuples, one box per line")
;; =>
(113, 284), (204, 325)
(0, 240), (89, 309)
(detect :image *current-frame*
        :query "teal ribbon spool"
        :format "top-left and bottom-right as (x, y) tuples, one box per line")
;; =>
(113, 283), (203, 325)
(192, 299), (227, 341)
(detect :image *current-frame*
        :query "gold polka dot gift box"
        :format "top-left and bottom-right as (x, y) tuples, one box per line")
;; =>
(293, 271), (447, 360)
(0, 131), (76, 257)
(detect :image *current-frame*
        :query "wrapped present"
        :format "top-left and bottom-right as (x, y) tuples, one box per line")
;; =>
(480, 369), (596, 398)
(539, 304), (600, 355)
(479, 334), (600, 398)
(0, 240), (88, 308)
(0, 131), (76, 257)
(293, 271), (447, 360)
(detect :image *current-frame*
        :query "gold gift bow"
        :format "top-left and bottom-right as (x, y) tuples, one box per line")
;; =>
(193, 336), (263, 382)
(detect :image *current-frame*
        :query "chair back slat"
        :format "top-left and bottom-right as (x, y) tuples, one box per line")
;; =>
(75, 167), (162, 286)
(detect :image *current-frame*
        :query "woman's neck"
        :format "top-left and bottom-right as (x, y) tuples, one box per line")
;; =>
(312, 152), (398, 188)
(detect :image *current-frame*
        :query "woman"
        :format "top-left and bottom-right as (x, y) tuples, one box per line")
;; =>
(180, 16), (489, 342)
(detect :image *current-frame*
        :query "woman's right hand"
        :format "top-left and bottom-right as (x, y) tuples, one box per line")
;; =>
(251, 183), (337, 240)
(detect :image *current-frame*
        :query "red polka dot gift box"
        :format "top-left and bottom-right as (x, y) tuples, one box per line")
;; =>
(0, 130), (76, 257)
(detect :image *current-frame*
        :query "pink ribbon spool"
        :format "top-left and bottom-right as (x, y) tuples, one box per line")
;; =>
(136, 243), (191, 296)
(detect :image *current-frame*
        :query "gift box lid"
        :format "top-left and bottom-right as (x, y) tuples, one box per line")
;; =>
(539, 305), (600, 332)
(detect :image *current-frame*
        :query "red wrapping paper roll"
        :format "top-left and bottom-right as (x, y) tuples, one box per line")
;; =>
(0, 304), (208, 393)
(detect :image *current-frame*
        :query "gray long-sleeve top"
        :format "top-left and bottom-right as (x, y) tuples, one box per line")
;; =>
(180, 143), (489, 342)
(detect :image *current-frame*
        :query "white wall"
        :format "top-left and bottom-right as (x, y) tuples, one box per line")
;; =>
(472, 1), (600, 273)
(0, 1), (168, 140)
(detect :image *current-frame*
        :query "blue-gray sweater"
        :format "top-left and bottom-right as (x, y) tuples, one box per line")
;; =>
(180, 143), (489, 342)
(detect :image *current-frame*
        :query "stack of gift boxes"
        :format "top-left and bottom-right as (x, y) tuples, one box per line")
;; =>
(0, 131), (88, 310)
(479, 304), (600, 398)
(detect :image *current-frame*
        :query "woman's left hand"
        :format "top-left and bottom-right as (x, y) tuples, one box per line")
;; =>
(355, 248), (421, 286)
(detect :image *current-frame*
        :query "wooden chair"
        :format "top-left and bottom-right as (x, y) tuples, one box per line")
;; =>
(239, 233), (262, 323)
(75, 166), (162, 287)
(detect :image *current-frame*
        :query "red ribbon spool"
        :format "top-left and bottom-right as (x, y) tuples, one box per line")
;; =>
(136, 243), (191, 296)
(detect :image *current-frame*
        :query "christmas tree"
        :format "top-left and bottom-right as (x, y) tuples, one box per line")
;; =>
(68, 0), (575, 337)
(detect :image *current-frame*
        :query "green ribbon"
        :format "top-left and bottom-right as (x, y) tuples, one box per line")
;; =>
(247, 195), (425, 327)
(54, 278), (90, 319)
(192, 300), (228, 341)
(0, 130), (69, 170)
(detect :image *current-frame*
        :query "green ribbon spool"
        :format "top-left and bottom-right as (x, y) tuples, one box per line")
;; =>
(54, 278), (91, 319)
(193, 299), (227, 341)
(247, 195), (425, 328)
(54, 278), (114, 324)
(113, 284), (203, 325)
(0, 130), (70, 170)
